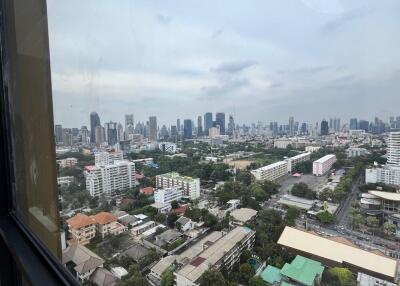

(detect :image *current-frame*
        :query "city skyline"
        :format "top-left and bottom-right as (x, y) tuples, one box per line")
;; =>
(47, 0), (400, 127)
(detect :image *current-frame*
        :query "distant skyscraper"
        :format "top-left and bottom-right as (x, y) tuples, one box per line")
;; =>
(90, 112), (101, 143)
(95, 125), (105, 144)
(321, 119), (329, 135)
(176, 119), (181, 132)
(204, 112), (213, 136)
(215, 112), (226, 135)
(54, 124), (63, 144)
(183, 119), (192, 139)
(149, 116), (158, 141)
(358, 120), (369, 132)
(125, 114), (134, 138)
(227, 115), (235, 135)
(104, 121), (118, 145)
(117, 123), (124, 141)
(333, 118), (341, 132)
(171, 125), (178, 139)
(288, 116), (295, 136)
(349, 118), (358, 130)
(197, 116), (203, 136)
(300, 123), (308, 135)
(80, 126), (90, 143)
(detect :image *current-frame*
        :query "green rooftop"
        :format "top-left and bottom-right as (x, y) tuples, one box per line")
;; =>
(280, 255), (324, 286)
(281, 282), (294, 286)
(260, 265), (282, 284)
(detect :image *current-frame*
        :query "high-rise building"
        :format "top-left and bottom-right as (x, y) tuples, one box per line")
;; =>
(204, 112), (213, 136)
(149, 116), (158, 141)
(349, 118), (358, 130)
(104, 121), (118, 145)
(227, 115), (235, 135)
(80, 126), (90, 143)
(215, 112), (226, 135)
(90, 112), (101, 143)
(55, 124), (63, 144)
(95, 126), (105, 144)
(288, 116), (295, 136)
(358, 120), (369, 132)
(321, 119), (329, 135)
(63, 130), (73, 146)
(197, 116), (203, 137)
(388, 132), (400, 166)
(333, 118), (341, 132)
(125, 114), (134, 138)
(156, 172), (200, 200)
(176, 119), (181, 132)
(183, 119), (192, 139)
(117, 123), (124, 142)
(170, 125), (178, 139)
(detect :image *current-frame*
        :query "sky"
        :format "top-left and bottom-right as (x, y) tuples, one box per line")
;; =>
(47, 0), (400, 128)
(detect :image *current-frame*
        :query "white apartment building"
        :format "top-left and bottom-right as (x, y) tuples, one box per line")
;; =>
(154, 187), (183, 205)
(366, 132), (400, 187)
(174, 227), (255, 286)
(94, 151), (123, 166)
(85, 160), (135, 197)
(158, 142), (177, 153)
(346, 147), (368, 158)
(208, 127), (220, 138)
(57, 176), (75, 188)
(57, 157), (78, 168)
(305, 146), (321, 153)
(285, 152), (311, 172)
(312, 154), (337, 176)
(251, 161), (288, 181)
(156, 172), (200, 200)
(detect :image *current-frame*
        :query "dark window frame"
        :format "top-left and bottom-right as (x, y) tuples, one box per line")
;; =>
(0, 1), (79, 285)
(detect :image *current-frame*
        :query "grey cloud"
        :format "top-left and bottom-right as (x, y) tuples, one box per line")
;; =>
(331, 74), (356, 83)
(211, 60), (256, 74)
(277, 65), (332, 75)
(321, 8), (366, 33)
(157, 14), (171, 25)
(211, 29), (223, 38)
(201, 77), (248, 96)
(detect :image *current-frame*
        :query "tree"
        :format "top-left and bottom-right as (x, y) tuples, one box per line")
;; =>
(240, 249), (252, 263)
(249, 276), (267, 286)
(292, 160), (312, 174)
(351, 213), (363, 229)
(239, 263), (255, 285)
(284, 206), (301, 226)
(318, 188), (332, 202)
(383, 222), (396, 235)
(366, 216), (379, 228)
(171, 200), (180, 209)
(167, 213), (178, 227)
(317, 211), (336, 224)
(290, 183), (316, 199)
(322, 267), (356, 286)
(199, 270), (226, 286)
(161, 269), (174, 286)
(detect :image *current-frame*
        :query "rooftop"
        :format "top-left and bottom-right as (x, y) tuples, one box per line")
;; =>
(230, 208), (258, 223)
(280, 255), (324, 286)
(278, 227), (398, 280)
(91, 212), (117, 225)
(62, 245), (104, 274)
(313, 154), (336, 163)
(368, 190), (400, 202)
(260, 265), (282, 284)
(67, 213), (95, 229)
(90, 268), (117, 286)
(289, 152), (311, 160)
(252, 161), (287, 173)
(151, 255), (177, 277)
(158, 172), (199, 182)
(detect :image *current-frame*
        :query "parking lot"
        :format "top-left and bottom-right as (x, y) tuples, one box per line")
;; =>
(277, 174), (328, 194)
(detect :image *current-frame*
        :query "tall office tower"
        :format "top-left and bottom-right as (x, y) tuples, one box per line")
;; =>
(135, 122), (144, 135)
(170, 125), (178, 139)
(215, 112), (226, 135)
(125, 114), (134, 138)
(387, 132), (400, 166)
(95, 125), (105, 144)
(227, 115), (235, 135)
(358, 120), (369, 132)
(390, 116), (395, 129)
(288, 116), (294, 136)
(349, 118), (358, 130)
(149, 116), (158, 141)
(80, 126), (90, 143)
(183, 119), (192, 139)
(159, 125), (169, 139)
(197, 116), (203, 136)
(320, 119), (329, 135)
(176, 119), (181, 132)
(104, 121), (118, 145)
(396, 116), (400, 129)
(54, 124), (63, 144)
(333, 118), (341, 132)
(90, 112), (101, 143)
(204, 112), (213, 136)
(117, 123), (124, 142)
(329, 118), (333, 130)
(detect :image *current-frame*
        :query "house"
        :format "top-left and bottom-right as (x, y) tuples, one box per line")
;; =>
(176, 216), (195, 232)
(151, 202), (172, 214)
(110, 267), (128, 280)
(230, 208), (258, 225)
(119, 215), (140, 228)
(91, 212), (127, 239)
(62, 245), (105, 283)
(154, 229), (182, 247)
(260, 255), (325, 286)
(122, 243), (150, 263)
(172, 204), (189, 215)
(90, 267), (117, 286)
(67, 213), (96, 245)
(140, 186), (155, 196)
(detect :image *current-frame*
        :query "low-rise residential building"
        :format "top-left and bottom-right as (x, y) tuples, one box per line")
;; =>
(151, 202), (172, 214)
(357, 272), (397, 286)
(285, 152), (311, 173)
(57, 176), (75, 188)
(156, 172), (200, 200)
(140, 186), (154, 196)
(154, 229), (182, 247)
(159, 142), (177, 153)
(230, 208), (258, 225)
(154, 187), (183, 205)
(305, 146), (321, 153)
(176, 216), (195, 232)
(131, 221), (156, 236)
(148, 255), (177, 285)
(111, 267), (128, 280)
(174, 227), (256, 286)
(62, 244), (105, 283)
(91, 212), (126, 239)
(90, 267), (117, 286)
(67, 213), (96, 245)
(57, 157), (78, 168)
(94, 151), (123, 165)
(312, 155), (337, 176)
(366, 165), (400, 187)
(251, 161), (288, 181)
(346, 147), (368, 158)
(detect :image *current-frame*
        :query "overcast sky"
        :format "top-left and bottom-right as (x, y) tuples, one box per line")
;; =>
(47, 0), (400, 128)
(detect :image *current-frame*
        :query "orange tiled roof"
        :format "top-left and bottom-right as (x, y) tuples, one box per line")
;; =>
(91, 212), (117, 225)
(67, 213), (95, 229)
(141, 187), (154, 195)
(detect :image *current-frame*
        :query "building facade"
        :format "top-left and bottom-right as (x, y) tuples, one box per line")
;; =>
(156, 172), (200, 200)
(154, 187), (183, 205)
(251, 161), (288, 181)
(312, 155), (337, 176)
